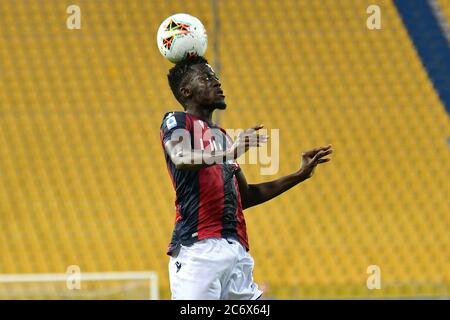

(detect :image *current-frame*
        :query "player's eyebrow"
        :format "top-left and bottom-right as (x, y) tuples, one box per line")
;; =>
(200, 65), (216, 77)
(193, 65), (218, 81)
(206, 70), (218, 79)
(200, 71), (217, 80)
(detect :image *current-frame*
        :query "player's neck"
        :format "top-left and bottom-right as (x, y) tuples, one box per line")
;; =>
(185, 108), (214, 124)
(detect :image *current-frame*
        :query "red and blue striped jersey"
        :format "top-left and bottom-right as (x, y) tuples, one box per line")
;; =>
(160, 111), (249, 255)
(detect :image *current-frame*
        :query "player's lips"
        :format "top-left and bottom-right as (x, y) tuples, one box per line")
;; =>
(216, 90), (225, 98)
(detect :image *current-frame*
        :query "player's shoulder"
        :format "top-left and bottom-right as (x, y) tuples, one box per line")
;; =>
(161, 111), (188, 130)
(161, 111), (186, 122)
(162, 111), (186, 119)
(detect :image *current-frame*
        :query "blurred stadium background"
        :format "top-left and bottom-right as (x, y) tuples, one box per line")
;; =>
(0, 0), (448, 299)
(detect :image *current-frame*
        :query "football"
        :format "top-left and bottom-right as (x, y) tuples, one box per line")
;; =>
(156, 13), (208, 63)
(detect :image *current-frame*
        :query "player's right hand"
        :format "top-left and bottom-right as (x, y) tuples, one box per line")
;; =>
(228, 124), (268, 160)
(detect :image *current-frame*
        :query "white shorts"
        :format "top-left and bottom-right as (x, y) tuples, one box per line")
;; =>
(169, 238), (263, 300)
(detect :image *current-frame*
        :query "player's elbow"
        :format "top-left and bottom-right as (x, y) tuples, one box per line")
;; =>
(172, 158), (185, 170)
(172, 156), (190, 170)
(175, 162), (189, 170)
(241, 185), (262, 210)
(242, 199), (257, 210)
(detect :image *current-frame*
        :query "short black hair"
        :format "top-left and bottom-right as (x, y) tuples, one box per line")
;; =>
(167, 56), (209, 107)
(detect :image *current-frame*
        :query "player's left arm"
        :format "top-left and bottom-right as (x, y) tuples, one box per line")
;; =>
(236, 145), (333, 210)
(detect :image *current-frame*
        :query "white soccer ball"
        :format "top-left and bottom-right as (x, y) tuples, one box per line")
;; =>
(156, 13), (208, 64)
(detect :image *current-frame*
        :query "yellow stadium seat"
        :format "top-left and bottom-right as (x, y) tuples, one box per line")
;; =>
(0, 0), (448, 299)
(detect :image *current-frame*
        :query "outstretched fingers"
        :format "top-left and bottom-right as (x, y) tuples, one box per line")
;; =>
(304, 144), (332, 157)
(312, 148), (333, 163)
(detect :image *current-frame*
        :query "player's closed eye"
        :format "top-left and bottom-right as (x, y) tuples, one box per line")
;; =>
(204, 75), (218, 82)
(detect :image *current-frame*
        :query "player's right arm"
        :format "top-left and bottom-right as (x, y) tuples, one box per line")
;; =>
(164, 137), (227, 170)
(162, 113), (266, 170)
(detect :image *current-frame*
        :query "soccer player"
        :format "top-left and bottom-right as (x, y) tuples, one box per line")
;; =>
(160, 57), (333, 300)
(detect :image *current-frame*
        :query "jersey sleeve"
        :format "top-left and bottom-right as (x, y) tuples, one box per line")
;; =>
(160, 112), (190, 144)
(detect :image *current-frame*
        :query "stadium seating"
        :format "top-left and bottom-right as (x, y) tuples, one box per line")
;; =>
(0, 0), (448, 299)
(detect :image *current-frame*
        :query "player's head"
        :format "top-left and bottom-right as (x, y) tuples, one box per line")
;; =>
(167, 56), (226, 111)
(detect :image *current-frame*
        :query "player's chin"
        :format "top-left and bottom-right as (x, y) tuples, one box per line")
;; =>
(214, 98), (227, 110)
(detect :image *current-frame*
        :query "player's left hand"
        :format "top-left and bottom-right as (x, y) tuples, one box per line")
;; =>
(298, 144), (333, 179)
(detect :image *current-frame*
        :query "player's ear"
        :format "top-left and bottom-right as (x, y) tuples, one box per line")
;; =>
(180, 86), (192, 99)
